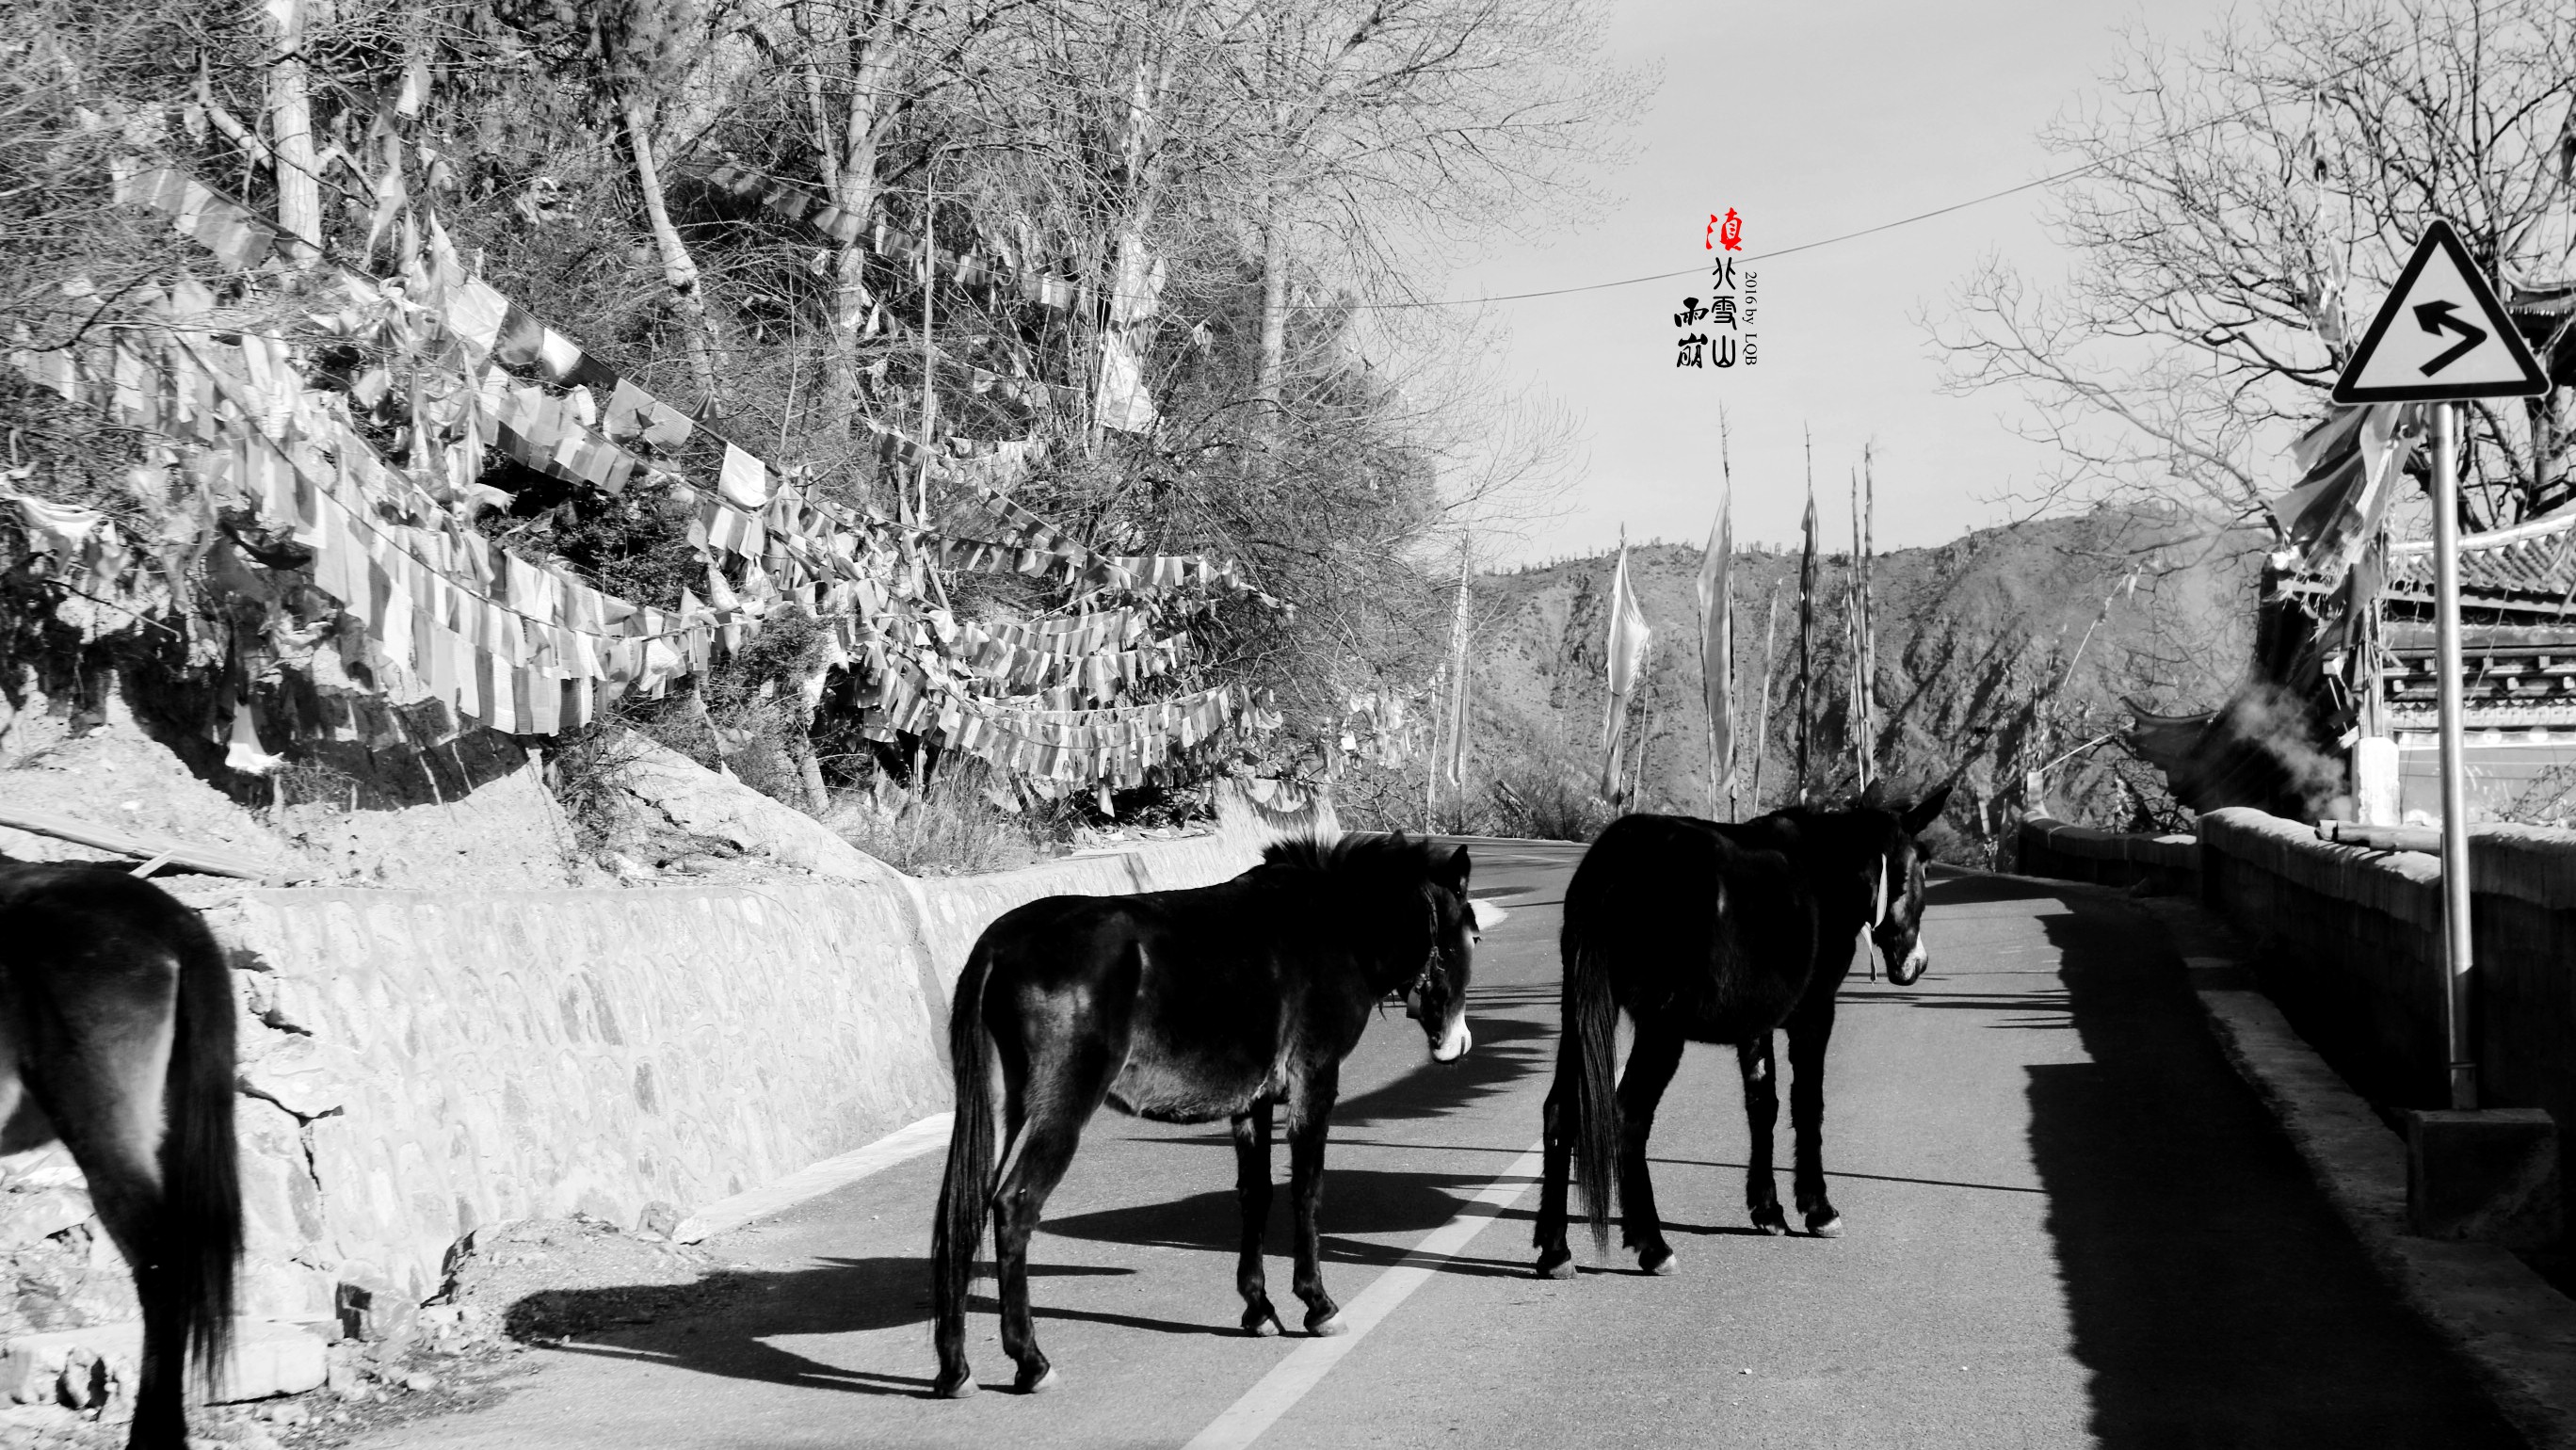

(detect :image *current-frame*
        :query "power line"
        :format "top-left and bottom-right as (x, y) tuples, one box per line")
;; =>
(1346, 168), (2085, 311)
(1345, 42), (2399, 313)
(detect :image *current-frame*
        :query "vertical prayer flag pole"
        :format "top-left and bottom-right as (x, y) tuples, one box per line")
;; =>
(1445, 528), (1473, 793)
(1854, 466), (1875, 793)
(1699, 412), (1735, 818)
(1425, 659), (1442, 832)
(2431, 401), (2476, 1109)
(1750, 583), (1780, 814)
(918, 175), (939, 528)
(1427, 529), (1473, 833)
(1863, 447), (1877, 791)
(1796, 429), (1818, 802)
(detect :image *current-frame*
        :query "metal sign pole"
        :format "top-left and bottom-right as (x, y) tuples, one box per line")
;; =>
(2431, 400), (2477, 1110)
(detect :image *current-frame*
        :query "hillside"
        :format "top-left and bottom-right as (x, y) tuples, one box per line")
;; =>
(1449, 506), (2267, 861)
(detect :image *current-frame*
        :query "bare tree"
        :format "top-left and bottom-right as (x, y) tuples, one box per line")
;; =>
(1932, 0), (2576, 530)
(1203, 0), (1641, 457)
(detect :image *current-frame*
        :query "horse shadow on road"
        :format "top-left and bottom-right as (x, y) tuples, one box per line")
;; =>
(522, 1257), (1136, 1399)
(510, 989), (1564, 1399)
(1038, 1164), (1538, 1281)
(520, 1163), (1538, 1403)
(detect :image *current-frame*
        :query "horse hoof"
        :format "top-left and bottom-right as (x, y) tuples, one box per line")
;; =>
(933, 1372), (978, 1400)
(1750, 1206), (1790, 1236)
(1016, 1365), (1060, 1394)
(1243, 1311), (1284, 1337)
(1638, 1247), (1678, 1276)
(1307, 1313), (1348, 1337)
(1534, 1248), (1575, 1280)
(1808, 1215), (1844, 1239)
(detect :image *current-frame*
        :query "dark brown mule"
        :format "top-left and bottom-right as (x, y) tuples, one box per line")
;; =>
(931, 833), (1506, 1397)
(1532, 792), (1948, 1278)
(0, 862), (241, 1449)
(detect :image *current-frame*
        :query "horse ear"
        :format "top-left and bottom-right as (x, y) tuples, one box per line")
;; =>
(1434, 844), (1471, 891)
(1900, 784), (1954, 837)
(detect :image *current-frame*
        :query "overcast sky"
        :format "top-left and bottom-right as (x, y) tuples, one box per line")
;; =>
(1432, 0), (2243, 565)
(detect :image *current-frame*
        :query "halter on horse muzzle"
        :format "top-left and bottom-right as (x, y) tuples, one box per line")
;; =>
(1402, 899), (1445, 1020)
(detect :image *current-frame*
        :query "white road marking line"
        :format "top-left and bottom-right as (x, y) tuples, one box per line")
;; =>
(1183, 1139), (1545, 1450)
(673, 1113), (953, 1243)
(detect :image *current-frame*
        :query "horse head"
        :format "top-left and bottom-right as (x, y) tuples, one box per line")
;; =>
(1866, 785), (1952, 985)
(1404, 844), (1505, 1063)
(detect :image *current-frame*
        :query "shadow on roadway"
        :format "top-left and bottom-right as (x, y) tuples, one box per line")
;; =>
(522, 1259), (1134, 1399)
(508, 985), (1565, 1400)
(1039, 1165), (1538, 1281)
(2008, 875), (2521, 1447)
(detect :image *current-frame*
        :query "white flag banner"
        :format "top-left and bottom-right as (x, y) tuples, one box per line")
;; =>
(1095, 330), (1159, 433)
(1697, 492), (1733, 802)
(1599, 541), (1651, 799)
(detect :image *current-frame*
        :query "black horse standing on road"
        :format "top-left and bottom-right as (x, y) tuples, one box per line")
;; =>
(932, 834), (1506, 1397)
(0, 863), (241, 1450)
(1533, 792), (1949, 1279)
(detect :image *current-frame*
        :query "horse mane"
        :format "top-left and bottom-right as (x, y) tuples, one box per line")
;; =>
(1735, 803), (1909, 862)
(1258, 831), (1444, 880)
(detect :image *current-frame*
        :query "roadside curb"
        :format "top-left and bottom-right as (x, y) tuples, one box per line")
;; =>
(673, 1114), (954, 1245)
(2128, 894), (2576, 1450)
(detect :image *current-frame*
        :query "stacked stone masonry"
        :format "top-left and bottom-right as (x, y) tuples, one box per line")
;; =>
(0, 833), (1260, 1333)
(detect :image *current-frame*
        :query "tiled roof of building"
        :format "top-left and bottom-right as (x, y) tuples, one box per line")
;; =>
(2383, 509), (2576, 608)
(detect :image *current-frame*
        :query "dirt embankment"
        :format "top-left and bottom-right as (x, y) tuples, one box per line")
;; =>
(0, 682), (903, 894)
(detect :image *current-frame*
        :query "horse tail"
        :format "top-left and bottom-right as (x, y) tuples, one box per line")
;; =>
(163, 903), (240, 1390)
(1558, 890), (1622, 1252)
(931, 940), (998, 1361)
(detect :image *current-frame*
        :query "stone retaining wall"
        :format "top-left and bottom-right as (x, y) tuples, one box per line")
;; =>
(2015, 817), (2200, 894)
(13, 832), (1261, 1331)
(2196, 810), (2576, 1138)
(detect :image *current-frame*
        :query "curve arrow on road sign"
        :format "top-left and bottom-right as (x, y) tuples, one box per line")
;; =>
(2410, 300), (2485, 376)
(2330, 219), (2550, 405)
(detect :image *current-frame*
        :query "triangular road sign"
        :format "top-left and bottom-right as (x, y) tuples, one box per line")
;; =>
(2332, 219), (2550, 404)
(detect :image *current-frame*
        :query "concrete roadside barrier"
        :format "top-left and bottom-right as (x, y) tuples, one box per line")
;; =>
(168, 827), (1264, 1324)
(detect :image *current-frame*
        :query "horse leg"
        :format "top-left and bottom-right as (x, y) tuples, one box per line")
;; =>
(1283, 1065), (1344, 1334)
(1737, 1034), (1789, 1235)
(1232, 1100), (1285, 1335)
(990, 1041), (1115, 1394)
(1786, 1001), (1842, 1236)
(19, 985), (188, 1446)
(1615, 1025), (1685, 1275)
(1532, 1079), (1575, 1279)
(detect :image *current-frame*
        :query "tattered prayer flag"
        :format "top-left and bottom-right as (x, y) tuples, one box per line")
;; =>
(2270, 403), (2414, 588)
(536, 328), (584, 382)
(1093, 329), (1157, 434)
(493, 306), (545, 368)
(1597, 539), (1651, 800)
(6, 491), (106, 556)
(1697, 486), (1733, 804)
(395, 54), (430, 118)
(361, 125), (410, 265)
(718, 443), (770, 509)
(448, 281), (508, 359)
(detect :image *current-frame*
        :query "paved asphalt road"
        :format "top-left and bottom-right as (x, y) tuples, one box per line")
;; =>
(360, 843), (2524, 1449)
